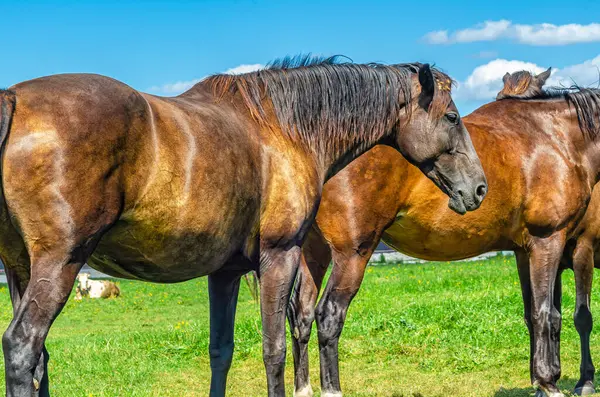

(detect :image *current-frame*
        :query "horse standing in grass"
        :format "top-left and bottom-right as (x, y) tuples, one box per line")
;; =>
(0, 56), (486, 397)
(289, 68), (600, 397)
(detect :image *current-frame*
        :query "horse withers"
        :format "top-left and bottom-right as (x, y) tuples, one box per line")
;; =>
(290, 68), (600, 397)
(0, 56), (485, 397)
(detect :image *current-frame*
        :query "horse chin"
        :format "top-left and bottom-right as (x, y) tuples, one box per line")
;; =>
(448, 196), (467, 215)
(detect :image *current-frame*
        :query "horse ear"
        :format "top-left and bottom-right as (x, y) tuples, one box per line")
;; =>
(418, 64), (435, 109)
(502, 72), (510, 84)
(535, 67), (552, 86)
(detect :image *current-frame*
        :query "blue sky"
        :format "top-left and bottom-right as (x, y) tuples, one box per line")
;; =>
(1, 0), (599, 114)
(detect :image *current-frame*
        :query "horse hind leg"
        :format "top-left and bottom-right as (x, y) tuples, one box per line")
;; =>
(2, 180), (121, 396)
(32, 346), (50, 397)
(288, 229), (332, 397)
(4, 252), (52, 397)
(2, 207), (115, 396)
(3, 247), (87, 397)
(571, 238), (595, 396)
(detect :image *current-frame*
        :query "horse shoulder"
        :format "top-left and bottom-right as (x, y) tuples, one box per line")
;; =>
(260, 141), (323, 247)
(522, 146), (589, 236)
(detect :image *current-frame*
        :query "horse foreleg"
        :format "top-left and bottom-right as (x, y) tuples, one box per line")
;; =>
(3, 254), (83, 397)
(260, 245), (301, 397)
(208, 269), (243, 397)
(516, 249), (535, 384)
(288, 229), (332, 397)
(571, 238), (595, 395)
(527, 233), (566, 397)
(314, 250), (370, 397)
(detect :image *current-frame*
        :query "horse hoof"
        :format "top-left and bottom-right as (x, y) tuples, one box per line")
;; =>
(293, 385), (314, 397)
(574, 382), (595, 396)
(321, 392), (343, 397)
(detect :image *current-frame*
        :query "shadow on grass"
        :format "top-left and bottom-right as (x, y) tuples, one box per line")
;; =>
(494, 387), (533, 397)
(494, 374), (599, 397)
(557, 374), (599, 395)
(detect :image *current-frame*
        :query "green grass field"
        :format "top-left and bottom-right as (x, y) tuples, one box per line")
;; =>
(1, 254), (599, 396)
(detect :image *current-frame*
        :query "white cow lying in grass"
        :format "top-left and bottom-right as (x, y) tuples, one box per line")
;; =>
(74, 273), (121, 300)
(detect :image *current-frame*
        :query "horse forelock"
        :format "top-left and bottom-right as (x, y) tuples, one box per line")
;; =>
(201, 55), (453, 152)
(429, 70), (455, 120)
(499, 71), (536, 99)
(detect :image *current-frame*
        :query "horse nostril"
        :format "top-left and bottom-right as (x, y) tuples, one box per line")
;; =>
(476, 184), (487, 199)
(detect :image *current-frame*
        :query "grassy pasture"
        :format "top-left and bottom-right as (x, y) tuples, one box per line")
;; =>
(1, 254), (599, 396)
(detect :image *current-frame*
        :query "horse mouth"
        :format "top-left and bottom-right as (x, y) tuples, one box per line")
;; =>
(448, 195), (467, 215)
(424, 168), (465, 215)
(424, 167), (477, 215)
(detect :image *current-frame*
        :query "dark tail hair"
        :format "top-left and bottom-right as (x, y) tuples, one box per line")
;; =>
(0, 90), (15, 150)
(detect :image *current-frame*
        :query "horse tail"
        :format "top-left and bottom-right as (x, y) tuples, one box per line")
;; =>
(0, 89), (16, 157)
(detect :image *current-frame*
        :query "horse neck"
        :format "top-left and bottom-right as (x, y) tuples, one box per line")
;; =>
(274, 103), (402, 182)
(199, 78), (405, 182)
(259, 121), (393, 186)
(198, 65), (420, 182)
(316, 130), (394, 181)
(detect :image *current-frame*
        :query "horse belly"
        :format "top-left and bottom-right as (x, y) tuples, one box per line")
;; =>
(383, 206), (505, 261)
(89, 204), (256, 283)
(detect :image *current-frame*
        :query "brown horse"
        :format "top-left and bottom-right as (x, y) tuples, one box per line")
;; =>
(501, 69), (600, 397)
(0, 56), (486, 397)
(289, 69), (600, 397)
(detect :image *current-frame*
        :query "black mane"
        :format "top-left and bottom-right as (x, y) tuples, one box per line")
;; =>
(197, 55), (453, 153)
(565, 88), (600, 139)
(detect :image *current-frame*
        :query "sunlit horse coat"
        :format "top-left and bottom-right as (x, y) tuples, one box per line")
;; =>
(0, 57), (486, 397)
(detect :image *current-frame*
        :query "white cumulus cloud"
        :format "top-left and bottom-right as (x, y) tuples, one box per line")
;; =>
(455, 55), (600, 102)
(223, 64), (264, 75)
(148, 63), (264, 95)
(549, 55), (600, 87)
(455, 20), (511, 43)
(147, 78), (203, 95)
(424, 20), (600, 46)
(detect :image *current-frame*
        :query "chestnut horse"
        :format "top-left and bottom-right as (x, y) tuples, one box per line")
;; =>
(501, 71), (600, 396)
(0, 57), (487, 397)
(289, 69), (600, 397)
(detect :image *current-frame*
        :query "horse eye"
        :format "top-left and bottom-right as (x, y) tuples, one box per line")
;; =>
(445, 112), (459, 124)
